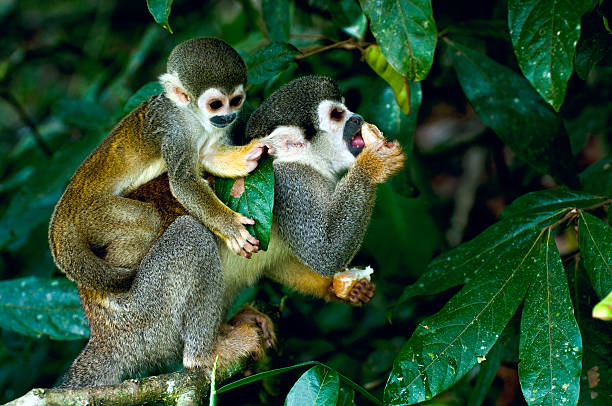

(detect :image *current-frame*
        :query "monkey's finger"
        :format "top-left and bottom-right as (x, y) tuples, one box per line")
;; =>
(247, 146), (264, 160)
(239, 216), (255, 225)
(246, 235), (259, 246)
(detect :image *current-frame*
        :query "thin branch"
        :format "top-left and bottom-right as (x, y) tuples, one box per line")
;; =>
(295, 38), (372, 60)
(6, 359), (249, 406)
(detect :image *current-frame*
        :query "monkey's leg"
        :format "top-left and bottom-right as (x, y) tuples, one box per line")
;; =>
(129, 215), (226, 372)
(84, 195), (162, 268)
(58, 338), (128, 388)
(200, 140), (266, 178)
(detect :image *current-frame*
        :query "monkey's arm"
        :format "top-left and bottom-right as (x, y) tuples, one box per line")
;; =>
(161, 132), (258, 256)
(273, 160), (377, 276)
(200, 140), (265, 178)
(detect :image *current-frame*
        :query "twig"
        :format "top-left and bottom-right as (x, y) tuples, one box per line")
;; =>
(0, 90), (52, 156)
(295, 38), (372, 60)
(6, 359), (248, 406)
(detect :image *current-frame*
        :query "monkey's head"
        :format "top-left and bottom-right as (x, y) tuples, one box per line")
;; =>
(159, 37), (247, 132)
(246, 76), (365, 174)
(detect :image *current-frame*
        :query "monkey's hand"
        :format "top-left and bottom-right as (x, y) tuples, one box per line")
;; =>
(220, 212), (260, 258)
(229, 304), (277, 349)
(357, 123), (405, 184)
(328, 279), (376, 306)
(200, 140), (267, 178)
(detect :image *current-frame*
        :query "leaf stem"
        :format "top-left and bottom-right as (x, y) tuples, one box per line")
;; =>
(295, 38), (372, 60)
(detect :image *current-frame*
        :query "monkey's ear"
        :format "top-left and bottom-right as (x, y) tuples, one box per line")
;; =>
(265, 126), (308, 158)
(159, 72), (190, 107)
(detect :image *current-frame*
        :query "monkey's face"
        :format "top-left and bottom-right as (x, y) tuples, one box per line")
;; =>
(196, 85), (245, 132)
(312, 100), (365, 173)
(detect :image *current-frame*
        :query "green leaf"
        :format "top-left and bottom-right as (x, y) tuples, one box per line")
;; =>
(362, 80), (421, 198)
(467, 340), (504, 406)
(0, 132), (106, 249)
(262, 0), (290, 42)
(360, 0), (437, 81)
(364, 45), (412, 115)
(574, 11), (612, 80)
(146, 0), (174, 33)
(395, 209), (567, 304)
(579, 157), (612, 197)
(578, 212), (612, 300)
(0, 277), (89, 340)
(592, 291), (612, 321)
(217, 361), (321, 394)
(447, 40), (577, 184)
(337, 384), (356, 406)
(215, 158), (274, 250)
(384, 232), (541, 404)
(508, 0), (591, 111)
(122, 81), (162, 115)
(518, 229), (582, 406)
(330, 0), (368, 39)
(53, 98), (111, 131)
(501, 189), (607, 218)
(285, 365), (339, 406)
(245, 42), (299, 85)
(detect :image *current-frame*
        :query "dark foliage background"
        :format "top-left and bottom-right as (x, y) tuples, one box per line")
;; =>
(0, 0), (610, 405)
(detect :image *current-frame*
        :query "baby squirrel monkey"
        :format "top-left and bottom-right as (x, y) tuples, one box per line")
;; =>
(49, 37), (265, 293)
(59, 76), (405, 388)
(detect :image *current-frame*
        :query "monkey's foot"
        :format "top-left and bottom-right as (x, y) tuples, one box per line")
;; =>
(229, 304), (276, 349)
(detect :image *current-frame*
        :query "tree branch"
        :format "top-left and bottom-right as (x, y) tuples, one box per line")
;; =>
(7, 359), (248, 406)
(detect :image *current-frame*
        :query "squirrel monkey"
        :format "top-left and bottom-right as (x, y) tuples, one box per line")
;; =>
(49, 37), (265, 293)
(59, 76), (405, 388)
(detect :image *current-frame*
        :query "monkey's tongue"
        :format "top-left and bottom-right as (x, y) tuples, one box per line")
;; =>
(350, 135), (365, 148)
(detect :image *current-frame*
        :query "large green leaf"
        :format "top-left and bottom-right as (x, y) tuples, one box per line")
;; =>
(122, 81), (162, 115)
(0, 132), (106, 249)
(0, 277), (89, 340)
(501, 189), (607, 218)
(215, 158), (274, 250)
(262, 0), (290, 42)
(448, 40), (576, 184)
(285, 365), (340, 406)
(360, 0), (437, 81)
(578, 212), (612, 300)
(146, 0), (173, 33)
(508, 0), (591, 111)
(384, 232), (541, 404)
(245, 42), (299, 85)
(518, 229), (582, 406)
(395, 208), (567, 304)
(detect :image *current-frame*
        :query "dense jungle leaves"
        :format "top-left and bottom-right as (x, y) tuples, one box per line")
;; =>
(1, 0), (611, 404)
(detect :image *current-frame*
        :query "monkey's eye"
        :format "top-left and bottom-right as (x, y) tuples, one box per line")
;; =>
(209, 100), (223, 110)
(330, 107), (344, 121)
(230, 96), (243, 107)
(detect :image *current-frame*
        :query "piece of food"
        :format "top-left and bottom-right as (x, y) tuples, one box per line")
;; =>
(332, 266), (374, 299)
(361, 122), (385, 146)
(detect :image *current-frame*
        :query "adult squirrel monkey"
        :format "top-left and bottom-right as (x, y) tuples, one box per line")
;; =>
(59, 76), (405, 388)
(49, 37), (265, 293)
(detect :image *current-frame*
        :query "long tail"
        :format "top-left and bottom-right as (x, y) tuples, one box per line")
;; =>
(49, 224), (135, 292)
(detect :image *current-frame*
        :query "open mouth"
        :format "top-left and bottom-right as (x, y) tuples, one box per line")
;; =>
(346, 126), (365, 156)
